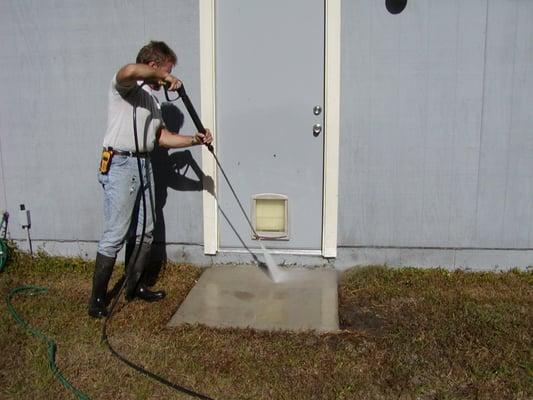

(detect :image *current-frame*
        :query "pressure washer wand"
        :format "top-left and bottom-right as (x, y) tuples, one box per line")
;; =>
(166, 84), (260, 235)
(164, 84), (256, 231)
(172, 85), (214, 152)
(169, 84), (283, 281)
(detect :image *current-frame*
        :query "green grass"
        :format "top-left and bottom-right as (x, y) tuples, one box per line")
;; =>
(1, 248), (531, 399)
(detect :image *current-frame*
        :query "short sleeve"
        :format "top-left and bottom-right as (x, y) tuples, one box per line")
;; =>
(111, 73), (136, 96)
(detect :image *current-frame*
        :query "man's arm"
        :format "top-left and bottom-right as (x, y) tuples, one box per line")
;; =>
(116, 63), (181, 90)
(157, 128), (213, 149)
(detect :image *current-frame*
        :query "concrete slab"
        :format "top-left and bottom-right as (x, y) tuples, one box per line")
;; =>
(168, 265), (339, 332)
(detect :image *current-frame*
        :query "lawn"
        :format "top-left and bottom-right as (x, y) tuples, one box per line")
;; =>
(1, 248), (531, 399)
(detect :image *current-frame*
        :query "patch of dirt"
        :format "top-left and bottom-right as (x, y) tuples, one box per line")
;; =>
(339, 303), (388, 336)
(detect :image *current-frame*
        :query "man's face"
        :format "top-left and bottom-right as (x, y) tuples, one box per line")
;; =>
(149, 60), (174, 90)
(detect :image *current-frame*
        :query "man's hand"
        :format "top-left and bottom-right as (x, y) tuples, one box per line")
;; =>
(193, 129), (213, 146)
(161, 74), (182, 91)
(158, 128), (213, 149)
(116, 63), (181, 90)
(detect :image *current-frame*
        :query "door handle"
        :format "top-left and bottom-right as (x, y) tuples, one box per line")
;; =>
(313, 123), (322, 137)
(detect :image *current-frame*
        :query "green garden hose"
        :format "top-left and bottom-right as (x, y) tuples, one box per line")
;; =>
(6, 285), (91, 400)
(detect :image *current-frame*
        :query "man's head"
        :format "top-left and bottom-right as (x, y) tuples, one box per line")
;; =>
(136, 40), (177, 65)
(136, 41), (177, 89)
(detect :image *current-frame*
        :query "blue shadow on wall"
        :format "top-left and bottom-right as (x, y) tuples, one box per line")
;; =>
(125, 102), (214, 287)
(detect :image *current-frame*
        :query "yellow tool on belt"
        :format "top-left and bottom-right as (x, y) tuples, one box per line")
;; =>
(99, 148), (113, 174)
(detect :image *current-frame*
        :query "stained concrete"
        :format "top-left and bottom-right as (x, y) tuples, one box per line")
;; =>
(168, 265), (339, 332)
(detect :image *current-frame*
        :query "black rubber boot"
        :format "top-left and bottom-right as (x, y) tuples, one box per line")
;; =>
(125, 243), (165, 302)
(88, 253), (115, 318)
(134, 283), (166, 302)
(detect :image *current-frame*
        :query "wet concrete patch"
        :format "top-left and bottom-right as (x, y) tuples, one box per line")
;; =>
(168, 265), (339, 332)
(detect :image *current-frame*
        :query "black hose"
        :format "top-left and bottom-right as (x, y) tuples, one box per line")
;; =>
(102, 90), (215, 400)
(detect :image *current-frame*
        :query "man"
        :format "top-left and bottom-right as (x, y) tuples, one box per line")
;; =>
(89, 41), (213, 318)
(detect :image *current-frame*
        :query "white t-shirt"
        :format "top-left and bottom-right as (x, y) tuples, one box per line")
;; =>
(102, 75), (164, 153)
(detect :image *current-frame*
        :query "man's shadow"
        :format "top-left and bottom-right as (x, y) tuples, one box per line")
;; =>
(114, 102), (265, 295)
(137, 102), (214, 286)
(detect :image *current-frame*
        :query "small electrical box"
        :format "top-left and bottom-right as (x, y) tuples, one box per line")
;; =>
(19, 204), (31, 229)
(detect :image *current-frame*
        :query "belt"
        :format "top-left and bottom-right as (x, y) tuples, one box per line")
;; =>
(109, 149), (149, 158)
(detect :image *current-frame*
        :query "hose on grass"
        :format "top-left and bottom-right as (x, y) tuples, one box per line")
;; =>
(6, 285), (91, 400)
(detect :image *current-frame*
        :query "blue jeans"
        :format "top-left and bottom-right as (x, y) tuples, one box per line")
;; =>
(97, 155), (155, 258)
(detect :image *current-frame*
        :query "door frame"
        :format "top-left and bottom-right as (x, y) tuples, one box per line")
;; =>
(199, 0), (341, 258)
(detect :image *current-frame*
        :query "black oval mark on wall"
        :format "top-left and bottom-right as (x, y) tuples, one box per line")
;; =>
(386, 0), (407, 15)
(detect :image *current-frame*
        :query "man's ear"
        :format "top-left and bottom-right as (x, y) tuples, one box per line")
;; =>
(148, 61), (157, 68)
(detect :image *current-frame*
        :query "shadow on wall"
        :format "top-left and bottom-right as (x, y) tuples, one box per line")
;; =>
(144, 102), (214, 285)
